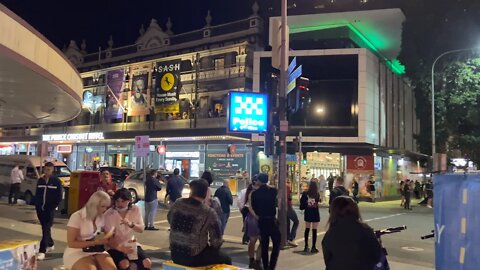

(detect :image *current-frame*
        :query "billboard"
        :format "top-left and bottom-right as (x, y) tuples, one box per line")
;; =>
(228, 91), (268, 133)
(154, 60), (181, 113)
(128, 64), (151, 116)
(82, 88), (105, 113)
(205, 151), (246, 183)
(105, 69), (125, 119)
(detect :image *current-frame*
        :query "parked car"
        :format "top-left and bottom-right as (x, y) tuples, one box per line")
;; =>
(99, 167), (135, 188)
(123, 170), (190, 204)
(0, 155), (71, 205)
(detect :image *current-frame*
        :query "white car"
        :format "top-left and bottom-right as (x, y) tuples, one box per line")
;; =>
(123, 171), (191, 205)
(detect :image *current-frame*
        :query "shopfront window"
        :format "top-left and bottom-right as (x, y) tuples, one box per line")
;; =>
(107, 144), (133, 168)
(76, 145), (106, 170)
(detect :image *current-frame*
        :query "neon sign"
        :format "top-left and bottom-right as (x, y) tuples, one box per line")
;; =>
(228, 92), (268, 133)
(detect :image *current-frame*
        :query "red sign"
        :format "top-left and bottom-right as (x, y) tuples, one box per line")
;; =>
(57, 144), (72, 154)
(346, 155), (374, 173)
(157, 145), (166, 155)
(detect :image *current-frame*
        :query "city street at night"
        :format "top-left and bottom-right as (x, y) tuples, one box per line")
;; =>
(0, 198), (434, 270)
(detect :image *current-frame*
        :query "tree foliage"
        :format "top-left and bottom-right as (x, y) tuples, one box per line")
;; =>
(398, 0), (480, 163)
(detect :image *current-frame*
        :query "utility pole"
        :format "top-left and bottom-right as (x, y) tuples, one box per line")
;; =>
(277, 0), (288, 248)
(297, 132), (302, 201)
(193, 52), (200, 128)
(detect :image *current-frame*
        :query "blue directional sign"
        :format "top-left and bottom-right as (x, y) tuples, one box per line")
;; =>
(287, 57), (297, 76)
(228, 92), (268, 133)
(288, 65), (302, 85)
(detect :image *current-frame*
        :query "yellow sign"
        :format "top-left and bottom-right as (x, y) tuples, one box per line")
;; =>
(161, 73), (175, 91)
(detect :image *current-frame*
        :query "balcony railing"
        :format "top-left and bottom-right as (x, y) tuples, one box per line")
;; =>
(0, 117), (227, 138)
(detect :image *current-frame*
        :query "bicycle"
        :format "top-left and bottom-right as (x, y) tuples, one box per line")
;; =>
(374, 226), (407, 270)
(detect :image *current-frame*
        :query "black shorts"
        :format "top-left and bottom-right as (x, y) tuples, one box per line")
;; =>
(108, 246), (148, 267)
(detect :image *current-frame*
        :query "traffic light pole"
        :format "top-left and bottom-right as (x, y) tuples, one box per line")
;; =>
(277, 0), (288, 248)
(297, 132), (302, 202)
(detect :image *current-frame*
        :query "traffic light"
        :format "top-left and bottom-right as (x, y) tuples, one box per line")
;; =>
(264, 131), (274, 156)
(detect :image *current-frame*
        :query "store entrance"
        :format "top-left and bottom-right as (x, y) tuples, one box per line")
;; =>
(109, 154), (130, 167)
(165, 159), (200, 179)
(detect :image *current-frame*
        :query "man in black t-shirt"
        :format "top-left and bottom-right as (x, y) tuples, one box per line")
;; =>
(251, 174), (281, 270)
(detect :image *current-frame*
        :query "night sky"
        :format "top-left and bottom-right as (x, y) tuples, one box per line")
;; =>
(0, 0), (260, 53)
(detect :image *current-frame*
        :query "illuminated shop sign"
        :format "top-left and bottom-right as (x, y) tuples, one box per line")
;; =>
(228, 92), (268, 133)
(165, 152), (200, 158)
(42, 132), (105, 142)
(57, 145), (73, 153)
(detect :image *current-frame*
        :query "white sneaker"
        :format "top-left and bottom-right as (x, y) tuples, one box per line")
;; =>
(37, 253), (45, 261)
(426, 205), (433, 208)
(288, 240), (299, 247)
(46, 245), (55, 253)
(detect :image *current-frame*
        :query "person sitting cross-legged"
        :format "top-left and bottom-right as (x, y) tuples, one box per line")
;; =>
(168, 179), (232, 267)
(104, 188), (152, 270)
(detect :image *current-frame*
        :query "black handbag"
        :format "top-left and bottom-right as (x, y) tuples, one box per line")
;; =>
(82, 237), (105, 253)
(241, 206), (249, 217)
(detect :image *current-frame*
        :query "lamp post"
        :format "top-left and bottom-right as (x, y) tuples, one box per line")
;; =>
(431, 48), (475, 157)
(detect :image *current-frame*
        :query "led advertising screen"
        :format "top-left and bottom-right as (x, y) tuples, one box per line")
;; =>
(228, 91), (268, 133)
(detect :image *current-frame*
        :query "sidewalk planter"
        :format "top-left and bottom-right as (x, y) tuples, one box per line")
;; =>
(0, 239), (38, 270)
(163, 261), (251, 270)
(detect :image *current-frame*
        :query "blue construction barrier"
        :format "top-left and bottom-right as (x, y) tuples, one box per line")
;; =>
(434, 174), (480, 270)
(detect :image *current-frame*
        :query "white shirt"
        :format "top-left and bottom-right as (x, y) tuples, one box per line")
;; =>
(10, 167), (24, 184)
(67, 208), (105, 241)
(318, 178), (327, 191)
(237, 188), (247, 209)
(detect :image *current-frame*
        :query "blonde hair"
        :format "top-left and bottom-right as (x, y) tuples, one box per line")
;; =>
(84, 191), (111, 220)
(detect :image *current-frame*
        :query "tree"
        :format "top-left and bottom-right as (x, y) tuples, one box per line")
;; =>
(398, 0), (480, 162)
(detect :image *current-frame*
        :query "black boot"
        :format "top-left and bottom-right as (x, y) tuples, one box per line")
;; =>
(304, 228), (310, 252)
(311, 229), (318, 253)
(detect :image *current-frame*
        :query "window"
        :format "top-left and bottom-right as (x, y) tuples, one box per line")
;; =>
(26, 167), (37, 179)
(214, 58), (225, 70)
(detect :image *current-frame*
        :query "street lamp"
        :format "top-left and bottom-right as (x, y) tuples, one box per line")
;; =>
(316, 106), (324, 114)
(431, 47), (476, 156)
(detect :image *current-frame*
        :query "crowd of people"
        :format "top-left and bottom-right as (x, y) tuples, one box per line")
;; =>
(399, 178), (434, 209)
(26, 162), (413, 270)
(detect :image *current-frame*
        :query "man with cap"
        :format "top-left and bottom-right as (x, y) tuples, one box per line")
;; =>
(251, 173), (281, 270)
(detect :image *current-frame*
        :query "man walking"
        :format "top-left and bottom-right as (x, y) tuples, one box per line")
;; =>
(145, 169), (162, 230)
(9, 165), (24, 205)
(286, 180), (299, 247)
(34, 162), (63, 260)
(251, 173), (281, 270)
(214, 180), (233, 234)
(327, 173), (334, 193)
(167, 168), (185, 203)
(318, 175), (327, 204)
(403, 179), (412, 210)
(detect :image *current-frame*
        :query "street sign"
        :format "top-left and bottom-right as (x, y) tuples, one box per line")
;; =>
(280, 120), (288, 132)
(228, 91), (268, 133)
(287, 57), (297, 76)
(288, 65), (302, 85)
(287, 80), (296, 94)
(157, 145), (166, 155)
(135, 136), (150, 157)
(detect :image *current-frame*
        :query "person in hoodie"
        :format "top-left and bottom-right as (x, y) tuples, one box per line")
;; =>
(34, 162), (63, 260)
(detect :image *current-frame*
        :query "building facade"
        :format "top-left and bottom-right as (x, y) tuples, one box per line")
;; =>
(252, 9), (426, 199)
(0, 3), (263, 184)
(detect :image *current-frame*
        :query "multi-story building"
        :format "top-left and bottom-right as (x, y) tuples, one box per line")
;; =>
(252, 8), (427, 198)
(0, 3), (264, 183)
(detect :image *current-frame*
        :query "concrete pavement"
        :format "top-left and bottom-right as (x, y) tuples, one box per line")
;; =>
(0, 198), (434, 269)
